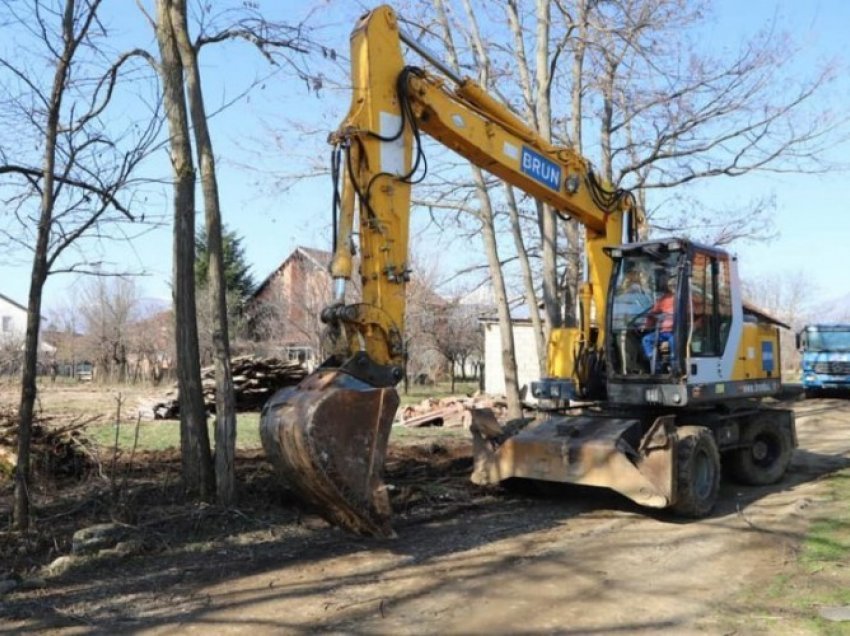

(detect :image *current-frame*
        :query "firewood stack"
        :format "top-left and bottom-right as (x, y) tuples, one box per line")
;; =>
(400, 393), (509, 428)
(152, 356), (308, 419)
(0, 409), (96, 480)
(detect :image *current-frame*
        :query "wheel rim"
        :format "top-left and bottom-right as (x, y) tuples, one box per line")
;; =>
(693, 448), (715, 500)
(751, 433), (780, 467)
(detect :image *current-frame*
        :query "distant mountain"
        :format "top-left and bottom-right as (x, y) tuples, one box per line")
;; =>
(136, 297), (170, 319)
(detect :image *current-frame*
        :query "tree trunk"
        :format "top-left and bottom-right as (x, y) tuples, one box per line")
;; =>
(14, 0), (76, 531)
(169, 0), (237, 505)
(505, 186), (547, 378)
(534, 0), (560, 335)
(437, 0), (522, 418)
(155, 0), (214, 498)
(15, 268), (48, 531)
(562, 0), (591, 328)
(477, 179), (522, 419)
(561, 221), (582, 328)
(504, 0), (555, 371)
(600, 57), (616, 182)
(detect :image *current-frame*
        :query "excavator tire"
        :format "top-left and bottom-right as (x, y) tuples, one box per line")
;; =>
(260, 369), (399, 538)
(673, 425), (720, 518)
(726, 415), (794, 486)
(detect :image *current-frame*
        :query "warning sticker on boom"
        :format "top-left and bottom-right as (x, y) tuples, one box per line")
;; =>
(521, 146), (561, 192)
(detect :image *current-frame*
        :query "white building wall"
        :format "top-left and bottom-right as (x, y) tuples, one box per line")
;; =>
(483, 321), (541, 402)
(0, 295), (28, 345)
(0, 294), (55, 356)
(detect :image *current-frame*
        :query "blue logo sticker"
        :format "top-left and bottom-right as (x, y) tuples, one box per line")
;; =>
(521, 146), (561, 192)
(761, 341), (774, 373)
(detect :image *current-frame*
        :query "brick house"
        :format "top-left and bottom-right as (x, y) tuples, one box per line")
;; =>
(249, 246), (487, 387)
(248, 246), (335, 370)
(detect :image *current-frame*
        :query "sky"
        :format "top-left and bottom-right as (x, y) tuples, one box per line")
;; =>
(692, 0), (850, 307)
(1, 0), (848, 320)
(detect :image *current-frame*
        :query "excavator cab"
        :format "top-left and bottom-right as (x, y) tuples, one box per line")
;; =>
(603, 239), (782, 407)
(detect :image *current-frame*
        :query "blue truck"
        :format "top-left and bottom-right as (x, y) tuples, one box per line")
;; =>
(797, 324), (850, 397)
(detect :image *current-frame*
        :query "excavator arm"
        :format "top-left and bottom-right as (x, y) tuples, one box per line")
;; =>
(260, 5), (639, 537)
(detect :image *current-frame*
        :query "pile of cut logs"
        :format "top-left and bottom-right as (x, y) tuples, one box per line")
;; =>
(0, 410), (96, 480)
(399, 393), (508, 428)
(151, 356), (307, 419)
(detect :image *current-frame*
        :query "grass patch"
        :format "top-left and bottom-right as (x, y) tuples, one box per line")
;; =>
(390, 425), (467, 447)
(802, 517), (850, 566)
(86, 412), (263, 451)
(728, 468), (850, 634)
(1, 378), (480, 453)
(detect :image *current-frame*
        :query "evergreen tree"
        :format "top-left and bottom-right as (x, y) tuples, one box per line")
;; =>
(195, 224), (256, 302)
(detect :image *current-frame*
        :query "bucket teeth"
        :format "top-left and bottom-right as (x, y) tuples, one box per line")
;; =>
(260, 369), (399, 538)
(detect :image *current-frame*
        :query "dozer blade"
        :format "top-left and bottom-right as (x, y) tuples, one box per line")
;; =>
(260, 369), (400, 538)
(470, 409), (676, 509)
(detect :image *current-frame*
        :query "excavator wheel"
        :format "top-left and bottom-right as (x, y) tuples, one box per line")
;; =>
(260, 369), (399, 538)
(725, 414), (794, 486)
(672, 425), (720, 518)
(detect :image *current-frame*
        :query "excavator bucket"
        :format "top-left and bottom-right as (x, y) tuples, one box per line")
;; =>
(260, 369), (399, 538)
(469, 409), (676, 509)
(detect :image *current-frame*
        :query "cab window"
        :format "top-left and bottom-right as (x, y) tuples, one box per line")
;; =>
(689, 252), (732, 357)
(717, 256), (732, 350)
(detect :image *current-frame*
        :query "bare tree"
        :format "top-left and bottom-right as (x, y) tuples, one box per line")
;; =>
(78, 276), (141, 383)
(560, 0), (842, 221)
(151, 0), (214, 498)
(433, 0), (523, 418)
(404, 253), (449, 392)
(161, 0), (238, 504)
(144, 0), (317, 501)
(0, 0), (160, 529)
(45, 300), (82, 380)
(423, 297), (483, 393)
(503, 0), (576, 369)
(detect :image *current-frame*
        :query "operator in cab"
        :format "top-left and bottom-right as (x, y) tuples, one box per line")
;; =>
(642, 274), (677, 372)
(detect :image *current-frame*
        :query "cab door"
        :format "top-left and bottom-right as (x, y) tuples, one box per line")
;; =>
(687, 249), (737, 386)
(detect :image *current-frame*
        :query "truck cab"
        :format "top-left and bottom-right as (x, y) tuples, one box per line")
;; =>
(797, 324), (850, 396)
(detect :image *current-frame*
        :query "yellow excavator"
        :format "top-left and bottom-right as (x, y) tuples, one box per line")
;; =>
(260, 5), (796, 537)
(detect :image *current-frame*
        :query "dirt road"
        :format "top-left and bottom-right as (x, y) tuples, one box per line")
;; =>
(4, 396), (850, 634)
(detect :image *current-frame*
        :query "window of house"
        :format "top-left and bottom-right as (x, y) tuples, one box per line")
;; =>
(286, 346), (314, 364)
(1, 316), (11, 333)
